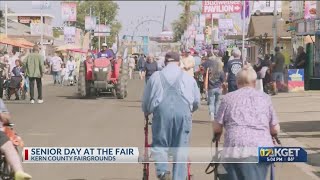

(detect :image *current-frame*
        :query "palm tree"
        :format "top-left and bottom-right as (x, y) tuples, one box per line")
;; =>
(172, 1), (196, 42)
(178, 1), (196, 26)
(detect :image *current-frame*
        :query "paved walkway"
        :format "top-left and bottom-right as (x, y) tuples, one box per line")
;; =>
(272, 91), (320, 179)
(4, 77), (320, 180)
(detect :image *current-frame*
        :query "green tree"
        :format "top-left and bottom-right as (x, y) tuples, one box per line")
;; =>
(53, 29), (62, 38)
(71, 1), (121, 48)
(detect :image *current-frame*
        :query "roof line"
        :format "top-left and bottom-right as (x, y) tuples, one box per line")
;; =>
(6, 13), (55, 18)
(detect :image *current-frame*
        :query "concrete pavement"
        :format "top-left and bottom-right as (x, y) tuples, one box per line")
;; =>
(3, 78), (320, 180)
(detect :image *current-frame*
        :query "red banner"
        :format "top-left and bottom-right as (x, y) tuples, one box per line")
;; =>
(202, 1), (242, 14)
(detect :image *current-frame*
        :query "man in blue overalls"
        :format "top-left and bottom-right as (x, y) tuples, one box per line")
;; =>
(142, 52), (201, 180)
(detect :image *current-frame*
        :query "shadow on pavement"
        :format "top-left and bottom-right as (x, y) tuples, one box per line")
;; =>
(280, 121), (320, 132)
(193, 120), (211, 125)
(307, 152), (320, 167)
(100, 178), (139, 180)
(122, 99), (141, 103)
(123, 105), (141, 108)
(3, 100), (30, 104)
(313, 171), (320, 178)
(56, 95), (98, 100)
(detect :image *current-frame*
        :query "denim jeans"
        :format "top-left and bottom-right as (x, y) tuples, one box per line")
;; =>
(52, 71), (61, 84)
(208, 88), (222, 120)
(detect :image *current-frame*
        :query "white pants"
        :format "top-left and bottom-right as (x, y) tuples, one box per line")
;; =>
(129, 67), (134, 79)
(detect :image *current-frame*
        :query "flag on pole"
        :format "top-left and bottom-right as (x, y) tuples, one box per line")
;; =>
(241, 0), (250, 19)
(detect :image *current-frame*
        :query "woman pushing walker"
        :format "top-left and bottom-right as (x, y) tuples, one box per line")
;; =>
(211, 65), (281, 180)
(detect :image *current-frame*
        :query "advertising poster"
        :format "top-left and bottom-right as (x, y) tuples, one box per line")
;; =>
(304, 1), (317, 20)
(64, 27), (76, 44)
(218, 19), (234, 29)
(290, 1), (305, 21)
(30, 23), (52, 37)
(85, 16), (97, 30)
(200, 15), (206, 27)
(18, 16), (43, 26)
(288, 69), (304, 92)
(61, 2), (77, 22)
(94, 24), (110, 37)
(30, 23), (41, 35)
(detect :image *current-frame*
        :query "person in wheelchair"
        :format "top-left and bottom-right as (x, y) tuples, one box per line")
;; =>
(9, 60), (24, 100)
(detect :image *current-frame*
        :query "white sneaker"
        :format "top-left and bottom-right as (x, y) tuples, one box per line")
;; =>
(38, 99), (44, 104)
(30, 100), (35, 104)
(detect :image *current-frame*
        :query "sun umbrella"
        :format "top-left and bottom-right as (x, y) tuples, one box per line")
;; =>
(13, 38), (34, 47)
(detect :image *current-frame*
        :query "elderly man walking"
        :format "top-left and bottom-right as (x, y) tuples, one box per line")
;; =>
(24, 45), (45, 104)
(226, 48), (243, 92)
(142, 52), (200, 180)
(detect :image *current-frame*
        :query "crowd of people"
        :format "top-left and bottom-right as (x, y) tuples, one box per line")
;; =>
(141, 47), (287, 180)
(0, 45), (44, 104)
(46, 51), (77, 86)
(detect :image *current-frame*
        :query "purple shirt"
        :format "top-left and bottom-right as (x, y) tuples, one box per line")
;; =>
(215, 87), (278, 148)
(97, 49), (114, 58)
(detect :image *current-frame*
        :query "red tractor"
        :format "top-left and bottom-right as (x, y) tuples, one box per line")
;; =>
(77, 54), (129, 99)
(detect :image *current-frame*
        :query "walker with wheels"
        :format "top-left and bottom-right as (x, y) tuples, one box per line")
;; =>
(142, 116), (194, 180)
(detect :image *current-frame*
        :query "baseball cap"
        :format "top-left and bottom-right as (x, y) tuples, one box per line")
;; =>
(102, 43), (108, 47)
(165, 52), (180, 62)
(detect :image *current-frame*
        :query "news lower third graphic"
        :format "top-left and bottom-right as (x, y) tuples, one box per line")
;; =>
(258, 147), (308, 163)
(23, 147), (139, 163)
(22, 147), (308, 163)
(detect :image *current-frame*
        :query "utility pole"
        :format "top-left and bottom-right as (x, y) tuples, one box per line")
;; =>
(316, 0), (320, 77)
(4, 2), (7, 36)
(40, 4), (44, 57)
(98, 12), (101, 52)
(272, 0), (277, 54)
(89, 6), (92, 50)
(105, 19), (107, 43)
(241, 0), (246, 64)
(162, 4), (166, 31)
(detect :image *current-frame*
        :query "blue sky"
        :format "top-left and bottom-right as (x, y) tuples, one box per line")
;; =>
(1, 1), (201, 37)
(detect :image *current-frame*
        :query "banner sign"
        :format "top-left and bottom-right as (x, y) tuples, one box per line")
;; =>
(196, 34), (205, 41)
(218, 19), (234, 29)
(32, 1), (51, 9)
(61, 2), (77, 22)
(18, 16), (43, 25)
(200, 15), (206, 27)
(85, 16), (97, 30)
(64, 27), (76, 44)
(288, 69), (304, 92)
(202, 1), (242, 14)
(290, 1), (305, 21)
(30, 23), (52, 37)
(315, 20), (320, 33)
(94, 24), (110, 37)
(304, 1), (317, 20)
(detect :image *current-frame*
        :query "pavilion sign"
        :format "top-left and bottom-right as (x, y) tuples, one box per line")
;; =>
(202, 1), (242, 14)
